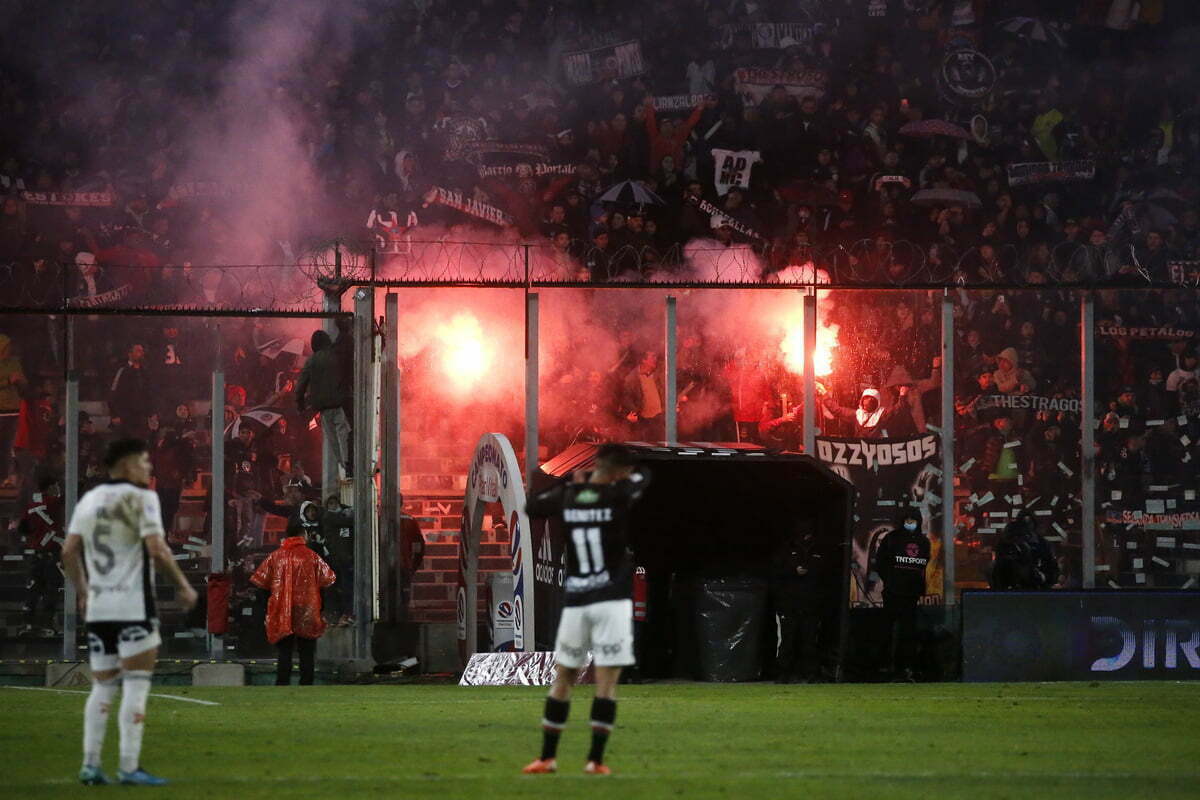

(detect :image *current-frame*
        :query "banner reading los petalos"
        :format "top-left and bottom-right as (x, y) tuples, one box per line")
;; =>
(734, 68), (827, 105)
(816, 434), (944, 607)
(457, 434), (535, 666)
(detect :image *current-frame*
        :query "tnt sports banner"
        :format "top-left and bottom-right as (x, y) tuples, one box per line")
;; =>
(733, 68), (827, 105)
(1006, 160), (1096, 187)
(816, 434), (944, 606)
(563, 40), (644, 85)
(457, 434), (535, 665)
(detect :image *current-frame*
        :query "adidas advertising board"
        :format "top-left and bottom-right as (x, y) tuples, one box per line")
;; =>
(457, 434), (535, 665)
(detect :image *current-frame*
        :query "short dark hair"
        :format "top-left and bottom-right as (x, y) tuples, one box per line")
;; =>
(104, 437), (148, 469)
(595, 444), (637, 471)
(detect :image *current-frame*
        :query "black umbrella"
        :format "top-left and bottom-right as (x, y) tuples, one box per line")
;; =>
(597, 180), (666, 206)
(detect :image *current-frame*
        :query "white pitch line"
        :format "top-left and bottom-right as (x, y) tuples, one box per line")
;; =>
(1, 685), (220, 706)
(17, 770), (1200, 787)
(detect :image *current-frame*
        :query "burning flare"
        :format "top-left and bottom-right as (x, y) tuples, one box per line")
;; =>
(780, 318), (839, 377)
(435, 312), (492, 393)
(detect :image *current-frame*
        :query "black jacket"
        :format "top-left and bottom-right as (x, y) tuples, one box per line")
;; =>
(296, 330), (348, 412)
(875, 526), (930, 599)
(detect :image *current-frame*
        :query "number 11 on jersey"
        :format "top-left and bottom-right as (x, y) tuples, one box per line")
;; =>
(571, 527), (604, 574)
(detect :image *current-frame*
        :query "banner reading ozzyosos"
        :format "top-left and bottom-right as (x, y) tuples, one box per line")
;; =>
(457, 434), (535, 666)
(816, 434), (944, 606)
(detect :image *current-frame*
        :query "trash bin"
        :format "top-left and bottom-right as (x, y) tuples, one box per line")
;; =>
(695, 576), (768, 681)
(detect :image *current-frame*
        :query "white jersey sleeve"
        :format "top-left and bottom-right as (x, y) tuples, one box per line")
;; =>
(68, 481), (166, 622)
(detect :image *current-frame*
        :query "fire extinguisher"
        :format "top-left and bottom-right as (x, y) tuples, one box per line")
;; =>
(633, 567), (648, 622)
(207, 573), (231, 635)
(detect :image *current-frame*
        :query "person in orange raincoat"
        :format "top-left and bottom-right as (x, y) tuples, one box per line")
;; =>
(251, 501), (336, 686)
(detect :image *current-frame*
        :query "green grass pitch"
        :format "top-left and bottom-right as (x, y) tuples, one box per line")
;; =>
(2, 681), (1198, 799)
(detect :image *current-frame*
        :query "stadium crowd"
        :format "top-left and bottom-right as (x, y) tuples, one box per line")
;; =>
(1, 0), (1199, 611)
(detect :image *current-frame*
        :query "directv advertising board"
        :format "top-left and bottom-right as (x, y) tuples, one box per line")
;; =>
(963, 591), (1200, 682)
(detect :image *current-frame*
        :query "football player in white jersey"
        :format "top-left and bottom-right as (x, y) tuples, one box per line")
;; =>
(62, 438), (198, 786)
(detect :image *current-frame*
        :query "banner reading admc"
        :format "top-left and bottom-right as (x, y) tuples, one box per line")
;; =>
(456, 433), (536, 665)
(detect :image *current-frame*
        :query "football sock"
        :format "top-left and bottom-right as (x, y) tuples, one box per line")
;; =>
(118, 670), (153, 773)
(587, 697), (617, 764)
(82, 674), (120, 768)
(540, 696), (570, 760)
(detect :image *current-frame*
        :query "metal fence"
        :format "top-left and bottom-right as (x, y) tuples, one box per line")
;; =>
(1, 251), (1196, 668)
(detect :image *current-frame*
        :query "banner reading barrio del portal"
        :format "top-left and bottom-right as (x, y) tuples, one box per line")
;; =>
(816, 434), (944, 607)
(457, 434), (535, 665)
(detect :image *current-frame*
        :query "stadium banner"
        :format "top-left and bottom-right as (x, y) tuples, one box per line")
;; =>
(457, 434), (535, 666)
(974, 394), (1083, 412)
(477, 162), (576, 179)
(425, 186), (513, 228)
(562, 40), (644, 85)
(962, 591), (1200, 682)
(734, 67), (827, 105)
(166, 181), (251, 201)
(67, 283), (132, 307)
(20, 190), (113, 207)
(686, 194), (764, 240)
(458, 140), (551, 164)
(1096, 324), (1194, 340)
(815, 433), (944, 606)
(1104, 509), (1200, 530)
(719, 22), (816, 49)
(1006, 160), (1096, 187)
(652, 94), (707, 111)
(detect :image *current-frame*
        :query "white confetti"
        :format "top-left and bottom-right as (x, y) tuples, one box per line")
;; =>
(1003, 440), (1021, 448)
(1152, 556), (1170, 567)
(1179, 415), (1190, 426)
(1133, 558), (1144, 569)
(1119, 417), (1130, 429)
(1108, 580), (1122, 589)
(1135, 573), (1146, 584)
(1057, 462), (1074, 477)
(1156, 537), (1176, 548)
(959, 458), (976, 473)
(1111, 490), (1123, 500)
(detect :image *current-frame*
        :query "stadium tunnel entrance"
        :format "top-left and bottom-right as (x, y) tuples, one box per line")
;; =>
(530, 443), (854, 682)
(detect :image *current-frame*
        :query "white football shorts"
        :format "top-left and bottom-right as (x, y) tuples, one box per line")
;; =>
(85, 620), (162, 671)
(554, 598), (635, 669)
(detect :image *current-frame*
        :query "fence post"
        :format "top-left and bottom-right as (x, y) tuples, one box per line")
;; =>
(940, 291), (956, 605)
(322, 292), (340, 498)
(665, 295), (677, 445)
(381, 294), (400, 623)
(62, 316), (78, 661)
(1081, 292), (1096, 588)
(209, 326), (225, 659)
(352, 287), (376, 662)
(802, 290), (817, 455)
(525, 292), (539, 488)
